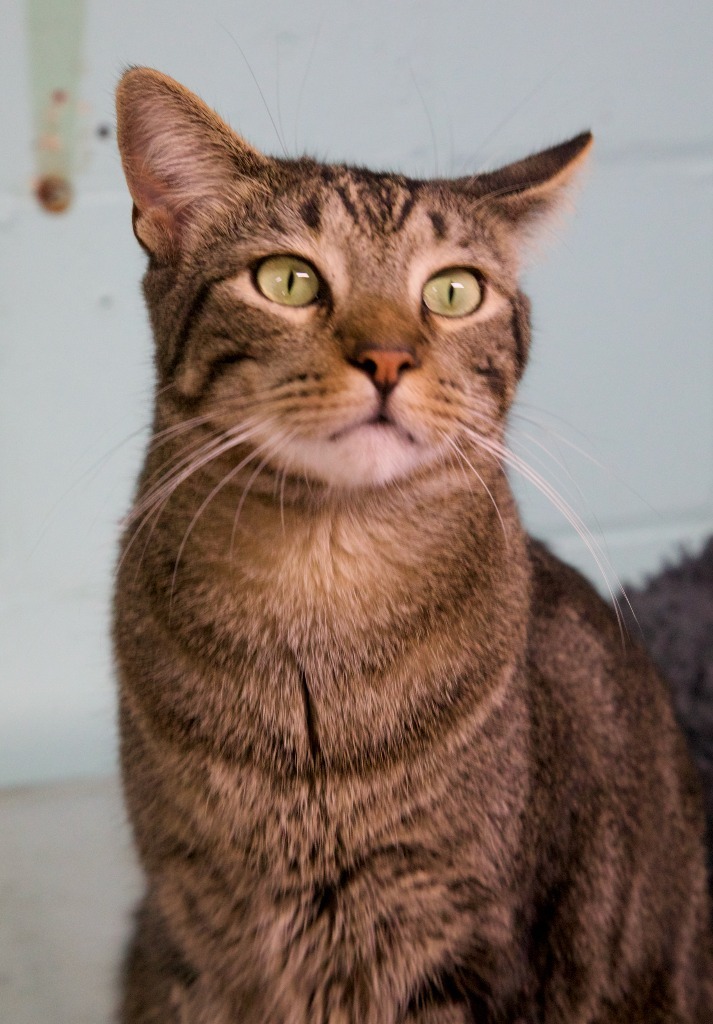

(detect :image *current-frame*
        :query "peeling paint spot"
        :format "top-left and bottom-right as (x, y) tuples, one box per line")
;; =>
(35, 175), (72, 214)
(38, 133), (63, 153)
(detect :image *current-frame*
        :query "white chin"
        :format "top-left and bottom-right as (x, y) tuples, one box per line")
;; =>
(282, 424), (435, 488)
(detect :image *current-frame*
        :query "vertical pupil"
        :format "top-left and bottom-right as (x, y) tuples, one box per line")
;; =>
(448, 282), (455, 305)
(287, 269), (295, 293)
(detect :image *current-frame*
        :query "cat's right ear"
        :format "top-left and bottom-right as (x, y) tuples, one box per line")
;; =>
(116, 67), (269, 261)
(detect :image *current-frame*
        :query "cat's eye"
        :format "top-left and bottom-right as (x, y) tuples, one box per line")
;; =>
(422, 268), (483, 318)
(255, 255), (320, 307)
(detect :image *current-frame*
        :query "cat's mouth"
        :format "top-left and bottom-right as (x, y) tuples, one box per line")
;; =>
(272, 403), (435, 488)
(329, 411), (417, 445)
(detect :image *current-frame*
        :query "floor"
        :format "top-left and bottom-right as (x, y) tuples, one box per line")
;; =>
(0, 776), (143, 1024)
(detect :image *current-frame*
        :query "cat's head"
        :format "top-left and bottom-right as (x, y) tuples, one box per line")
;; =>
(116, 68), (590, 491)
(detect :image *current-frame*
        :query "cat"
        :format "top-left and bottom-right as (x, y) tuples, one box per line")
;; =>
(113, 66), (713, 1023)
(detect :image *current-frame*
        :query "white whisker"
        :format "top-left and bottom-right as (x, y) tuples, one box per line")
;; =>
(231, 430), (300, 551)
(128, 420), (263, 525)
(512, 409), (662, 521)
(461, 425), (631, 640)
(279, 467), (288, 536)
(441, 440), (475, 500)
(230, 454), (276, 553)
(117, 420), (265, 578)
(439, 432), (508, 545)
(169, 436), (281, 601)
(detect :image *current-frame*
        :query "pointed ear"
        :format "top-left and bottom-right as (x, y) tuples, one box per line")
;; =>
(116, 67), (269, 260)
(456, 132), (593, 233)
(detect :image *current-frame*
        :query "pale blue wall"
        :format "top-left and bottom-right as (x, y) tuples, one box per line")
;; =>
(2, 0), (713, 785)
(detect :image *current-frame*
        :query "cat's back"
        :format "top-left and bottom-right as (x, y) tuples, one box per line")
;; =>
(520, 540), (713, 1011)
(525, 536), (703, 816)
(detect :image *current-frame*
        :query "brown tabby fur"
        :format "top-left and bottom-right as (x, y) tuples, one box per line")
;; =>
(113, 67), (713, 1022)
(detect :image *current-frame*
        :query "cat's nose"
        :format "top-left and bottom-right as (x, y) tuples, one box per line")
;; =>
(351, 347), (418, 394)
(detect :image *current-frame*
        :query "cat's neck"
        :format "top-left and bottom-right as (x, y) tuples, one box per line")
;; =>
(132, 451), (531, 672)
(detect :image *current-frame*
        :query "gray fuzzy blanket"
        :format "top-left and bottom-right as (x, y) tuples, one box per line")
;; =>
(622, 538), (713, 874)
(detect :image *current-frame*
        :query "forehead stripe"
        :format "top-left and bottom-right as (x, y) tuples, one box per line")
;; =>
(428, 210), (446, 240)
(333, 177), (421, 234)
(300, 195), (322, 231)
(335, 184), (360, 226)
(393, 192), (417, 232)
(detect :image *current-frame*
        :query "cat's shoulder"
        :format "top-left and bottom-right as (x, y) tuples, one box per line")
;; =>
(527, 536), (618, 639)
(525, 536), (673, 717)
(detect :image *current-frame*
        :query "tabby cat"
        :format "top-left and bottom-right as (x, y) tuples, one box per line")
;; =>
(113, 67), (713, 1022)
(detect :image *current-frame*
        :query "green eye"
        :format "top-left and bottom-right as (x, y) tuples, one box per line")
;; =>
(255, 255), (320, 307)
(422, 268), (483, 317)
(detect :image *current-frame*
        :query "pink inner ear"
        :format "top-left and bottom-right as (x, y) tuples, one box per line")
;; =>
(127, 161), (193, 259)
(129, 159), (205, 257)
(130, 163), (179, 218)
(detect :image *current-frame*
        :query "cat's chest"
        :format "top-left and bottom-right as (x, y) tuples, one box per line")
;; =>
(157, 737), (524, 1024)
(206, 758), (415, 881)
(185, 654), (523, 886)
(152, 680), (528, 1023)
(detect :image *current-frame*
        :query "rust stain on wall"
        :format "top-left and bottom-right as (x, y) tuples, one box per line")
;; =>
(34, 174), (72, 213)
(26, 0), (87, 214)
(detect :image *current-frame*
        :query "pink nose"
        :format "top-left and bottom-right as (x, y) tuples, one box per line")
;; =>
(352, 348), (418, 392)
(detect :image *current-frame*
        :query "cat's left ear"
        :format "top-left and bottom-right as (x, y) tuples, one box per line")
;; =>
(455, 132), (593, 238)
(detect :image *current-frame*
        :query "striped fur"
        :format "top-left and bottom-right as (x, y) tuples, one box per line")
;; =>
(114, 68), (713, 1022)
